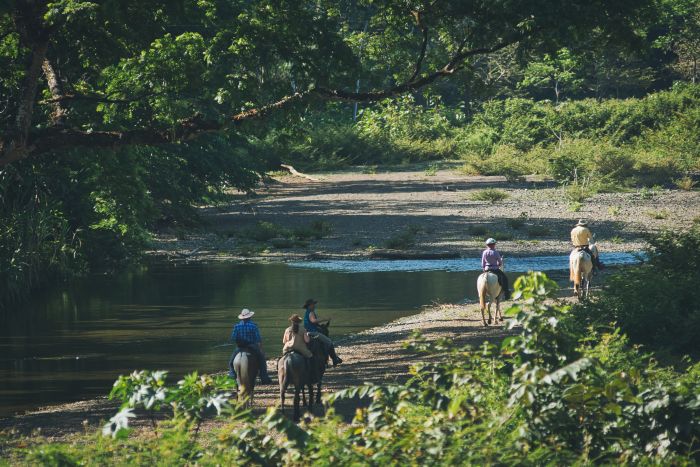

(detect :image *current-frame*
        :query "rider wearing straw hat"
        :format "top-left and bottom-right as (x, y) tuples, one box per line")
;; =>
(282, 314), (313, 358)
(481, 238), (511, 299)
(570, 219), (604, 270)
(228, 308), (273, 384)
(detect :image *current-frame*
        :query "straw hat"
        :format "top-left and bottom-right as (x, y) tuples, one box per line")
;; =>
(289, 314), (302, 323)
(238, 308), (255, 320)
(576, 219), (588, 226)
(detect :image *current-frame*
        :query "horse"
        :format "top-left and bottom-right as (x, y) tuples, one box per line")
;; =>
(307, 320), (330, 405)
(477, 271), (504, 326)
(278, 351), (313, 422)
(569, 242), (597, 300)
(231, 349), (259, 406)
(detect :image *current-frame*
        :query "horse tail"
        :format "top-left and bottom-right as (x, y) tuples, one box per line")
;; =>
(477, 274), (487, 310)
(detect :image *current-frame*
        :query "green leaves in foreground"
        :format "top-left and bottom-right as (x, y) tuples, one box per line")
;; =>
(13, 271), (700, 464)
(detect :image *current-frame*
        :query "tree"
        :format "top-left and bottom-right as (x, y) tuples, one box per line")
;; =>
(519, 48), (584, 103)
(0, 0), (656, 167)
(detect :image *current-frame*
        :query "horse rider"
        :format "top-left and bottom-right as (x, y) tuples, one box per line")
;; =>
(570, 219), (604, 270)
(303, 299), (343, 366)
(228, 308), (273, 384)
(282, 313), (313, 358)
(481, 238), (511, 299)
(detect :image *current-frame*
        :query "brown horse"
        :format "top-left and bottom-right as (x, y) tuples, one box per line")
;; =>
(307, 321), (331, 405)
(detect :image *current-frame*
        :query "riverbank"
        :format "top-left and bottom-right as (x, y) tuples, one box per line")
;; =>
(148, 168), (700, 262)
(0, 299), (516, 442)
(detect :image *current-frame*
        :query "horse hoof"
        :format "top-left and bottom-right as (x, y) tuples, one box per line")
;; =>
(488, 319), (492, 325)
(483, 322), (489, 327)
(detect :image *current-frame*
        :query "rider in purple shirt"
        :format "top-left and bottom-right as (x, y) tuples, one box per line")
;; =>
(481, 238), (511, 299)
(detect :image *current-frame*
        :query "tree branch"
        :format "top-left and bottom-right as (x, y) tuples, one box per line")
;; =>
(408, 11), (429, 82)
(42, 58), (67, 125)
(0, 30), (524, 167)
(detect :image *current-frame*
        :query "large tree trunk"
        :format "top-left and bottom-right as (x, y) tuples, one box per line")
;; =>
(1, 1), (51, 167)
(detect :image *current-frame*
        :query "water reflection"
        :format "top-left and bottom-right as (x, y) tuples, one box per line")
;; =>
(0, 253), (638, 416)
(1, 261), (489, 416)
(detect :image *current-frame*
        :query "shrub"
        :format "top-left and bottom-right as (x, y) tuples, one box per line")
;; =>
(577, 228), (700, 355)
(469, 188), (509, 203)
(525, 225), (551, 237)
(674, 176), (698, 191)
(646, 210), (669, 220)
(384, 229), (416, 249)
(468, 224), (489, 236)
(505, 212), (529, 229)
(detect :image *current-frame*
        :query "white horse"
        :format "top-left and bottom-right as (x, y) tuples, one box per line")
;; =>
(569, 242), (598, 300)
(232, 350), (259, 406)
(477, 271), (504, 326)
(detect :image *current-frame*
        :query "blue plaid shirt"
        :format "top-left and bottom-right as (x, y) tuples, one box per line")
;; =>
(230, 320), (261, 347)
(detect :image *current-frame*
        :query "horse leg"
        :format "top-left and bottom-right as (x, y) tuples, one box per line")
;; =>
(293, 386), (301, 422)
(479, 290), (487, 326)
(307, 382), (313, 413)
(487, 300), (493, 325)
(495, 297), (501, 323)
(316, 382), (322, 404)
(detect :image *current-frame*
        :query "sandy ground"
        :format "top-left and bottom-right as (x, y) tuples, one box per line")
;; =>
(149, 169), (700, 261)
(2, 168), (698, 443)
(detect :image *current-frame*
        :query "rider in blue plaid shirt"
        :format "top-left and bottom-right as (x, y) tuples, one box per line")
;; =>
(228, 308), (272, 384)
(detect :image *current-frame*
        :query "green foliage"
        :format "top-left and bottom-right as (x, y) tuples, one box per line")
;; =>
(505, 212), (529, 230)
(9, 267), (700, 464)
(578, 228), (700, 356)
(238, 220), (332, 248)
(469, 188), (509, 203)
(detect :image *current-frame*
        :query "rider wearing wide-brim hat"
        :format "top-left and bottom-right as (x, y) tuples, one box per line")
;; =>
(228, 308), (273, 384)
(570, 219), (604, 270)
(282, 313), (313, 358)
(481, 238), (511, 299)
(302, 299), (343, 366)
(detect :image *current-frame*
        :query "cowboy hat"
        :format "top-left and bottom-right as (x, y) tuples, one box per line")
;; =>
(238, 308), (255, 320)
(289, 313), (302, 323)
(302, 298), (317, 308)
(485, 238), (497, 245)
(576, 219), (588, 226)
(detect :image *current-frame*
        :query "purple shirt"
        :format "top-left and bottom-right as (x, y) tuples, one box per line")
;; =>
(481, 248), (503, 270)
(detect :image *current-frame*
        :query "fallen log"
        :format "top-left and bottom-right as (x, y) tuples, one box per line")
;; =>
(279, 164), (320, 181)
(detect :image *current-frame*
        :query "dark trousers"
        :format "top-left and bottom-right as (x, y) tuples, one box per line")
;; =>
(576, 245), (602, 269)
(228, 346), (270, 379)
(487, 268), (510, 295)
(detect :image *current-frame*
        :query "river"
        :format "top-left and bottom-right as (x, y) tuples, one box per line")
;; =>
(0, 252), (638, 417)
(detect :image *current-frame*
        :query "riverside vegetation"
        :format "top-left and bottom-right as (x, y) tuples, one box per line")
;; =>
(3, 0), (700, 310)
(3, 228), (700, 465)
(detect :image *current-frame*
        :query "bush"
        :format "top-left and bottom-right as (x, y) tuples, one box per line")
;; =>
(577, 228), (700, 355)
(384, 229), (416, 249)
(469, 188), (509, 203)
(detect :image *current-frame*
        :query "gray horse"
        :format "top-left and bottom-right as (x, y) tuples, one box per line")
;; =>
(278, 351), (313, 421)
(231, 349), (259, 406)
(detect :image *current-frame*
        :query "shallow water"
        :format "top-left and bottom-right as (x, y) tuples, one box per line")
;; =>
(0, 253), (638, 417)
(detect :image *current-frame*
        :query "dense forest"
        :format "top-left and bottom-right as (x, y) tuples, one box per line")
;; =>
(2, 0), (700, 309)
(2, 0), (700, 464)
